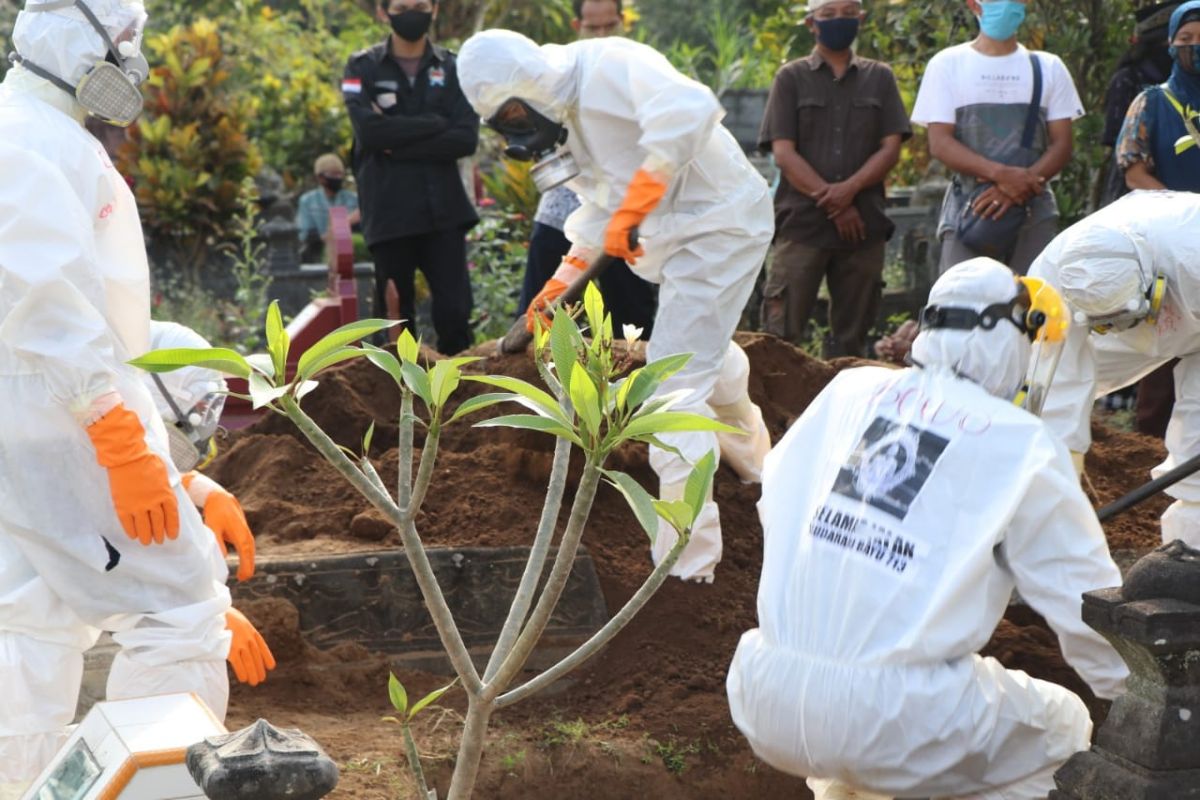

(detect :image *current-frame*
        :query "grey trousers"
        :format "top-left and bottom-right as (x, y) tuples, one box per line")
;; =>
(938, 214), (1059, 277)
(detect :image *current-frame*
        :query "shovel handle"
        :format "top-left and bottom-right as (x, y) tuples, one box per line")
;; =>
(1096, 450), (1200, 522)
(498, 229), (638, 354)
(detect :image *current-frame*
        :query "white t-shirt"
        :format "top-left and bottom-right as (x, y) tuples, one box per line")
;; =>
(911, 42), (1084, 126)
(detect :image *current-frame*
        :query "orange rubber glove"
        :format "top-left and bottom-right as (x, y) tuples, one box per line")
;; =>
(604, 168), (668, 264)
(183, 472), (256, 582)
(226, 608), (276, 687)
(525, 254), (587, 333)
(86, 404), (180, 546)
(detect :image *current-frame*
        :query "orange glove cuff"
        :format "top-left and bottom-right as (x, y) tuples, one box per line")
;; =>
(86, 405), (150, 467)
(618, 168), (669, 218)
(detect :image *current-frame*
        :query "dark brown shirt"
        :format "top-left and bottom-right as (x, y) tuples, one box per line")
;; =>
(760, 51), (911, 248)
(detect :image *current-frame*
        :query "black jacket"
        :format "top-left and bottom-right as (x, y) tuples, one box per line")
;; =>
(343, 39), (480, 246)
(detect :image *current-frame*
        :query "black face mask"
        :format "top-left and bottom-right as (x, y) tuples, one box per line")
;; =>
(389, 9), (433, 42)
(321, 176), (344, 192)
(486, 97), (567, 161)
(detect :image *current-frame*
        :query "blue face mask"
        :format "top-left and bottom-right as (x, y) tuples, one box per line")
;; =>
(1170, 43), (1200, 75)
(978, 0), (1026, 41)
(815, 17), (860, 52)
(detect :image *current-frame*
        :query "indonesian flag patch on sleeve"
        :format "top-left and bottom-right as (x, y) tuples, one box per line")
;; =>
(342, 78), (362, 94)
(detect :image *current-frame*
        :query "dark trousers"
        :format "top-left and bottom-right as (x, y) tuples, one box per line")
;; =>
(519, 222), (657, 336)
(1137, 359), (1178, 439)
(370, 230), (473, 355)
(761, 237), (886, 358)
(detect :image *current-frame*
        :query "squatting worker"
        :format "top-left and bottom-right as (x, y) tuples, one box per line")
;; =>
(343, 0), (479, 355)
(1030, 190), (1200, 548)
(0, 0), (273, 793)
(760, 0), (911, 357)
(458, 30), (774, 583)
(728, 258), (1128, 800)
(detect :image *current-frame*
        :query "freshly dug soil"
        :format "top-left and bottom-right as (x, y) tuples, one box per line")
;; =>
(213, 334), (1165, 798)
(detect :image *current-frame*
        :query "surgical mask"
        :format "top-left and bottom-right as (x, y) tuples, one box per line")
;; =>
(814, 17), (860, 51)
(389, 9), (433, 42)
(321, 175), (344, 192)
(486, 96), (580, 192)
(978, 0), (1026, 41)
(8, 0), (148, 126)
(1171, 43), (1200, 73)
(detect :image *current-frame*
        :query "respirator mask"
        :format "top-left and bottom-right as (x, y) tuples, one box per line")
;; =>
(8, 0), (148, 126)
(152, 373), (224, 471)
(486, 96), (580, 192)
(920, 276), (1070, 416)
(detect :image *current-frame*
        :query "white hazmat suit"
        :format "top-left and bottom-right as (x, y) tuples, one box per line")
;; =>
(727, 259), (1128, 800)
(1030, 190), (1200, 547)
(0, 1), (232, 791)
(458, 31), (774, 581)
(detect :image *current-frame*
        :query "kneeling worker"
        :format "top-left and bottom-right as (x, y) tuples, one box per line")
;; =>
(727, 259), (1128, 800)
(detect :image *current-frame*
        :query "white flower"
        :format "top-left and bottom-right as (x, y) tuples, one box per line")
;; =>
(622, 324), (644, 347)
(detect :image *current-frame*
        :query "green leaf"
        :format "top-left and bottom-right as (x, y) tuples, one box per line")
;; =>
(475, 414), (582, 446)
(603, 469), (660, 545)
(388, 672), (408, 716)
(621, 411), (741, 441)
(653, 499), (694, 534)
(408, 678), (458, 720)
(549, 309), (580, 392)
(428, 360), (463, 408)
(363, 343), (404, 387)
(683, 450), (717, 525)
(396, 328), (420, 363)
(629, 389), (692, 419)
(446, 392), (520, 425)
(128, 347), (251, 380)
(569, 363), (602, 437)
(245, 353), (275, 379)
(363, 421), (376, 454)
(401, 361), (433, 406)
(464, 375), (566, 422)
(295, 346), (364, 381)
(583, 280), (605, 342)
(624, 353), (693, 411)
(296, 319), (398, 380)
(248, 372), (289, 409)
(627, 433), (686, 460)
(265, 301), (287, 378)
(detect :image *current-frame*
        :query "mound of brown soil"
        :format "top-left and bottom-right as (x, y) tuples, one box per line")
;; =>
(213, 333), (1165, 797)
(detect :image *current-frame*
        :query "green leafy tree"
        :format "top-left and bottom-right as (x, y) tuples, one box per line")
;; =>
(134, 283), (732, 799)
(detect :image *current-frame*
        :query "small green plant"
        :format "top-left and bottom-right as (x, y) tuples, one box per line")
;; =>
(467, 213), (526, 344)
(384, 673), (457, 800)
(498, 748), (526, 774)
(221, 176), (273, 352)
(648, 735), (701, 776)
(132, 282), (735, 800)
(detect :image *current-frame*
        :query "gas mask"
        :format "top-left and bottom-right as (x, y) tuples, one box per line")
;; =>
(919, 276), (1069, 416)
(8, 0), (148, 126)
(152, 373), (224, 471)
(486, 96), (579, 192)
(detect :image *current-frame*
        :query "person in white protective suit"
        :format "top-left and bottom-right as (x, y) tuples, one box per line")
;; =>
(457, 30), (774, 582)
(146, 321), (257, 583)
(1029, 190), (1200, 547)
(0, 1), (272, 794)
(727, 258), (1129, 800)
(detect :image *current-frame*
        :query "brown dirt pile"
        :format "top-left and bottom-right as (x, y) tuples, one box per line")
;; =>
(213, 334), (1165, 796)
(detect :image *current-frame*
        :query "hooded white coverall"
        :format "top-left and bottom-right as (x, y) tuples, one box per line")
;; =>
(727, 259), (1128, 800)
(458, 31), (774, 581)
(0, 1), (232, 790)
(1030, 190), (1200, 547)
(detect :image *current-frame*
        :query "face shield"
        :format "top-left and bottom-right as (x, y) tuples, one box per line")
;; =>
(9, 0), (148, 126)
(917, 270), (1067, 410)
(1012, 277), (1070, 416)
(1058, 229), (1165, 336)
(151, 373), (224, 471)
(486, 96), (579, 192)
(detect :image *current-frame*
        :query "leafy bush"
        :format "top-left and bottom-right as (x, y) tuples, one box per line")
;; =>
(120, 18), (261, 284)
